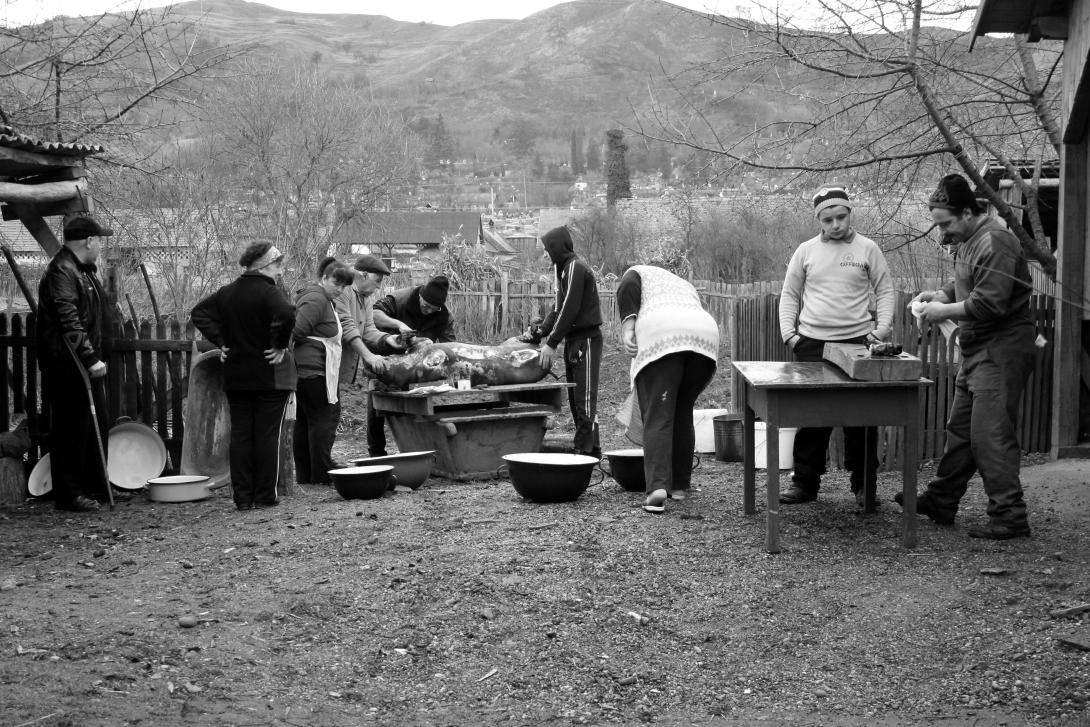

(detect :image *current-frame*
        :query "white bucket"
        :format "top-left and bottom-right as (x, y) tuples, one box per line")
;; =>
(693, 408), (732, 453)
(754, 422), (797, 470)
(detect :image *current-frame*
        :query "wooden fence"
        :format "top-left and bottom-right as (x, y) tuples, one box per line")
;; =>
(0, 274), (1056, 475)
(728, 291), (1055, 469)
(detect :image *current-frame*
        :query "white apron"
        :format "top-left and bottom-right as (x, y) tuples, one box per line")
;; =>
(306, 302), (343, 404)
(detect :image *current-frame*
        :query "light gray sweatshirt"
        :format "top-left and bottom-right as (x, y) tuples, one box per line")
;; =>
(779, 230), (895, 344)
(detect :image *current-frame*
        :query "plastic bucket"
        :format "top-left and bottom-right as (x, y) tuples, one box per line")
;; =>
(713, 413), (744, 462)
(693, 409), (732, 453)
(754, 422), (796, 470)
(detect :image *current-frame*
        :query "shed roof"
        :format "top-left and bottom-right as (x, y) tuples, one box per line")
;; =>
(0, 126), (104, 158)
(337, 211), (482, 248)
(971, 0), (1070, 42)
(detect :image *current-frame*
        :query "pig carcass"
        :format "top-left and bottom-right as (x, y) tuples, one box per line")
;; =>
(369, 339), (550, 390)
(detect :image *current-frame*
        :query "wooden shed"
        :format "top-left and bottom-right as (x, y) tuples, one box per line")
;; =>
(973, 0), (1090, 456)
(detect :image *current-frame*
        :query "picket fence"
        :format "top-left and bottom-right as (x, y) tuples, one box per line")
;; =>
(0, 274), (1055, 473)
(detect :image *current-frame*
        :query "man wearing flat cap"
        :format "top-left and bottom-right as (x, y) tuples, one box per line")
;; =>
(37, 214), (114, 512)
(895, 173), (1036, 540)
(367, 274), (457, 456)
(778, 186), (895, 510)
(333, 254), (407, 455)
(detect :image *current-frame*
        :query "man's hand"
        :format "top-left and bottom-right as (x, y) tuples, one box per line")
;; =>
(916, 301), (952, 323)
(88, 361), (108, 378)
(910, 290), (949, 306)
(384, 333), (406, 353)
(218, 346), (229, 363)
(393, 320), (414, 336)
(538, 344), (556, 370)
(264, 347), (288, 365)
(364, 355), (388, 376)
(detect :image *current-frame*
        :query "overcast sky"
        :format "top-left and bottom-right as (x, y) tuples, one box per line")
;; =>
(2, 0), (753, 26)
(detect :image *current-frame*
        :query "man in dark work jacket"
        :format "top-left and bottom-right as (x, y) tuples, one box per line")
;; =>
(37, 215), (113, 512)
(537, 225), (602, 458)
(897, 173), (1036, 540)
(366, 275), (457, 456)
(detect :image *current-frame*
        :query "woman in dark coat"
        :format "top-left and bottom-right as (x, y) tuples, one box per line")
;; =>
(292, 257), (354, 485)
(191, 242), (296, 511)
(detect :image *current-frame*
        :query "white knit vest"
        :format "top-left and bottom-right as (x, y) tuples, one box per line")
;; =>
(629, 265), (719, 384)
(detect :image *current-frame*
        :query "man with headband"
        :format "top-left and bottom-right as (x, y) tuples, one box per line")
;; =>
(778, 186), (895, 510)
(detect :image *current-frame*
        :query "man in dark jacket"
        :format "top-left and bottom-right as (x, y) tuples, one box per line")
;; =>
(373, 274), (456, 344)
(537, 225), (602, 458)
(896, 174), (1036, 540)
(37, 214), (113, 512)
(367, 275), (456, 456)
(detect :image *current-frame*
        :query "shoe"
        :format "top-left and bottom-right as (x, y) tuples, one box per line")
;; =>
(235, 502), (254, 511)
(254, 500), (280, 509)
(968, 522), (1031, 540)
(643, 489), (667, 514)
(779, 483), (817, 504)
(57, 495), (101, 513)
(893, 491), (955, 526)
(369, 450), (388, 458)
(668, 488), (688, 502)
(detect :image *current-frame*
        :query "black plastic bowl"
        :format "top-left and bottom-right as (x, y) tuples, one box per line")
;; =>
(328, 465), (395, 500)
(601, 448), (646, 492)
(501, 453), (603, 503)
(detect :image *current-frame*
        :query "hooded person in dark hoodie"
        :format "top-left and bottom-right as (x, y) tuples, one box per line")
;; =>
(537, 225), (603, 458)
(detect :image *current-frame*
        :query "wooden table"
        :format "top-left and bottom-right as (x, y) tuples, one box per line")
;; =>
(370, 382), (574, 480)
(731, 361), (931, 553)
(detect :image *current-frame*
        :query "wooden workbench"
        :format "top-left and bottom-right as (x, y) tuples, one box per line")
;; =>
(370, 382), (575, 480)
(732, 361), (931, 553)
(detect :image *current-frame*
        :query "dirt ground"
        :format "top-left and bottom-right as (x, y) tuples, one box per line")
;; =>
(2, 347), (1089, 727)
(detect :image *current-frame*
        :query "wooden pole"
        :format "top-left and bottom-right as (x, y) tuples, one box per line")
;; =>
(139, 262), (161, 320)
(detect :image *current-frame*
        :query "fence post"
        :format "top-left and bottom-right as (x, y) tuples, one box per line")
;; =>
(500, 271), (509, 335)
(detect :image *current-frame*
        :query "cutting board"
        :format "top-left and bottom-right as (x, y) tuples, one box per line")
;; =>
(823, 343), (922, 381)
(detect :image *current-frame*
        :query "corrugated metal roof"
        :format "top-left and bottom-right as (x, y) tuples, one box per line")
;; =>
(0, 125), (104, 157)
(336, 211), (482, 248)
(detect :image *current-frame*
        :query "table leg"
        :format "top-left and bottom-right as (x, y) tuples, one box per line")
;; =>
(766, 421), (781, 554)
(742, 389), (755, 515)
(903, 414), (919, 549)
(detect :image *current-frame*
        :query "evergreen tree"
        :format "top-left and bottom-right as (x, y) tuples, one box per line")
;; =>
(570, 129), (584, 175)
(605, 129), (632, 208)
(584, 133), (601, 173)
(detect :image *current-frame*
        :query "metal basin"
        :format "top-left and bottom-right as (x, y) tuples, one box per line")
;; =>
(501, 453), (603, 503)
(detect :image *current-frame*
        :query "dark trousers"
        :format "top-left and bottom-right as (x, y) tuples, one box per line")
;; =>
(791, 335), (878, 494)
(226, 390), (289, 508)
(635, 352), (716, 493)
(925, 331), (1035, 526)
(564, 333), (602, 456)
(293, 377), (339, 485)
(366, 389), (387, 457)
(42, 361), (109, 507)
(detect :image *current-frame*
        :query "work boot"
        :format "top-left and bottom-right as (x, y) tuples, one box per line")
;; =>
(779, 482), (818, 504)
(893, 491), (955, 526)
(968, 522), (1032, 540)
(57, 495), (101, 513)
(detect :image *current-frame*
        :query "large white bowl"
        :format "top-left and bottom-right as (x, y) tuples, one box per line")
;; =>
(108, 421), (168, 490)
(28, 453), (52, 496)
(147, 475), (211, 503)
(350, 450), (437, 490)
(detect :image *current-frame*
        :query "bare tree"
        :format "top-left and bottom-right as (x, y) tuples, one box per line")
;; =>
(632, 0), (1061, 278)
(0, 3), (242, 159)
(210, 61), (421, 291)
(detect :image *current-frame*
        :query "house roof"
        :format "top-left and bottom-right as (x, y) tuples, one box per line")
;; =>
(971, 0), (1070, 44)
(337, 211), (482, 248)
(0, 219), (54, 256)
